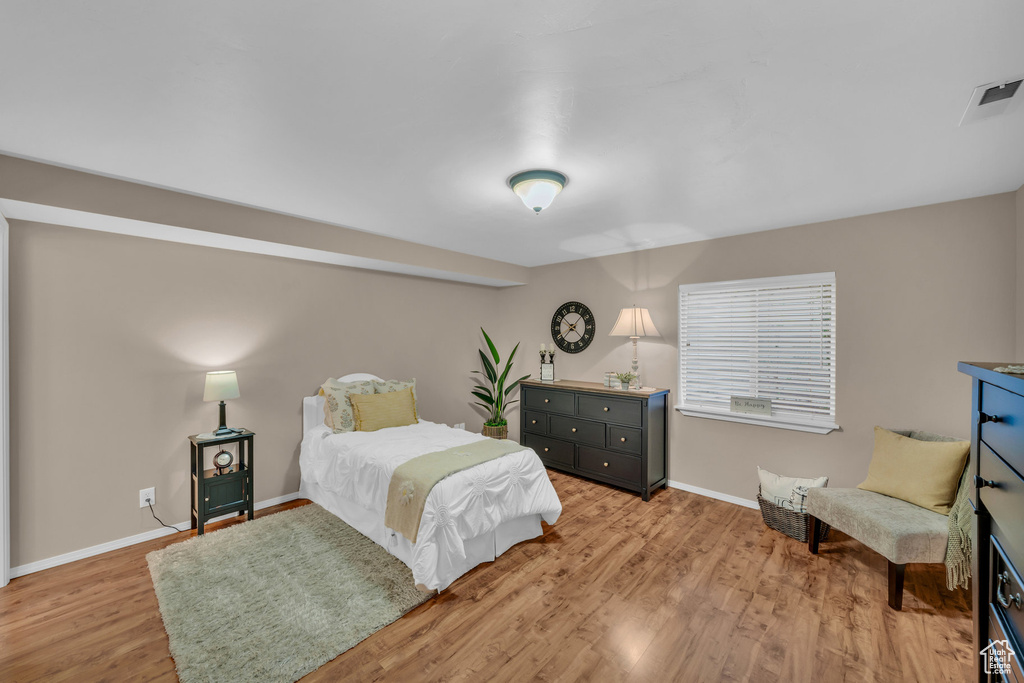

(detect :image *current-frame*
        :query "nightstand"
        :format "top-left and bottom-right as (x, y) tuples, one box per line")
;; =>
(188, 430), (254, 535)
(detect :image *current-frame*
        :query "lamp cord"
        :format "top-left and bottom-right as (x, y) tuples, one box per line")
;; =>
(148, 501), (180, 533)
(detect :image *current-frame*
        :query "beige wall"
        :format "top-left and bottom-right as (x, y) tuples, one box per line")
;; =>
(1017, 183), (1024, 359)
(9, 220), (504, 566)
(497, 193), (1018, 501)
(6, 174), (1020, 568)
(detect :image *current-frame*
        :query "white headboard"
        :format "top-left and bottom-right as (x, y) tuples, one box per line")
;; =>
(303, 373), (383, 434)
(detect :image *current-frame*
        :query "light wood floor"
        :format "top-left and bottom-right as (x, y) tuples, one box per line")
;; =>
(0, 470), (972, 682)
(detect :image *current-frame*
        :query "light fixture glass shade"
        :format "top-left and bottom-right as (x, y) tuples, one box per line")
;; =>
(508, 170), (567, 213)
(609, 307), (661, 338)
(203, 370), (240, 402)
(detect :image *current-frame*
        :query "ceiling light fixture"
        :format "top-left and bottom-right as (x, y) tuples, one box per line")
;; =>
(507, 170), (568, 214)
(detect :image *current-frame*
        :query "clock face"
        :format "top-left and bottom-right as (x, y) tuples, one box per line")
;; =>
(551, 301), (596, 354)
(213, 450), (234, 470)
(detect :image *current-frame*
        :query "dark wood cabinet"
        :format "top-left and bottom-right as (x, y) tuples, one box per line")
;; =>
(958, 363), (1024, 683)
(520, 379), (668, 501)
(188, 430), (254, 535)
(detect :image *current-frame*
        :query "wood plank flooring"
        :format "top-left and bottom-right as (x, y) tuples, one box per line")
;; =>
(0, 471), (972, 682)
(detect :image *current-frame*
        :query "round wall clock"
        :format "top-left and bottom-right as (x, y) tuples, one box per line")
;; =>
(551, 301), (596, 354)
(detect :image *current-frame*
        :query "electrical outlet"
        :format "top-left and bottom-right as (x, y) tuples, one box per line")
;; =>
(454, 422), (465, 430)
(139, 487), (155, 508)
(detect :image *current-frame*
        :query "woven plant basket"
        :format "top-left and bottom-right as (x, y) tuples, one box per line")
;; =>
(757, 486), (830, 543)
(481, 424), (508, 439)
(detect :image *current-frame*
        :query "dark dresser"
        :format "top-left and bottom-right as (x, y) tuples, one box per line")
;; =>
(520, 379), (669, 501)
(959, 362), (1024, 682)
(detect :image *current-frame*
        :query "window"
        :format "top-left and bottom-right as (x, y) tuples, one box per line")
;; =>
(678, 272), (837, 434)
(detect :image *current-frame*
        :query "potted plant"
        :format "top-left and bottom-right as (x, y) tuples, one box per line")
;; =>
(472, 328), (530, 439)
(616, 372), (637, 390)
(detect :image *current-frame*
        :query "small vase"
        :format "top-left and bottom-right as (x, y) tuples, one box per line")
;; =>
(620, 384), (630, 391)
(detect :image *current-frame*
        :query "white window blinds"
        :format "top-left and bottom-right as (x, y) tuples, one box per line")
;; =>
(678, 272), (838, 434)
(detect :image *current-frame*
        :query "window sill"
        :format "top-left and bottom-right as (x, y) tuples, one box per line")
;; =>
(674, 406), (838, 435)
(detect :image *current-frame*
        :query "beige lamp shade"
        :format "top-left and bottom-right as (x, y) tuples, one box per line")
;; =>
(609, 307), (661, 338)
(203, 370), (240, 402)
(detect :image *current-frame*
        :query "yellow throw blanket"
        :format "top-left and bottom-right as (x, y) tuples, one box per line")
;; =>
(385, 438), (525, 543)
(945, 457), (972, 590)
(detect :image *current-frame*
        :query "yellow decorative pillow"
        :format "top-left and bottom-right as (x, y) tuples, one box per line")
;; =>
(350, 387), (418, 432)
(319, 379), (376, 432)
(857, 426), (969, 515)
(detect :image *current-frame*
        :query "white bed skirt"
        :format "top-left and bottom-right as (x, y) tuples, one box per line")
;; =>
(299, 476), (543, 592)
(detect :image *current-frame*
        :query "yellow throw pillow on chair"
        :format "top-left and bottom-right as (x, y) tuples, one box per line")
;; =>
(857, 426), (969, 515)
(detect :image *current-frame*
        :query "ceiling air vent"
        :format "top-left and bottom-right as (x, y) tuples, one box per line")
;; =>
(960, 76), (1024, 126)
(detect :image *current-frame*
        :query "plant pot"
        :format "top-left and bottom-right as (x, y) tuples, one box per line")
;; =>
(620, 384), (631, 391)
(482, 424), (508, 439)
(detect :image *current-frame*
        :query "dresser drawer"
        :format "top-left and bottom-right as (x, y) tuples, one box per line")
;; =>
(577, 446), (640, 483)
(524, 387), (575, 416)
(549, 415), (605, 447)
(523, 411), (547, 434)
(980, 441), (1024, 565)
(981, 383), (1024, 477)
(991, 537), (1024, 656)
(577, 394), (643, 427)
(988, 603), (1023, 683)
(523, 433), (573, 468)
(607, 425), (642, 455)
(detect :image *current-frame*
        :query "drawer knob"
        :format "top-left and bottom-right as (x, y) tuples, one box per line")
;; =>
(603, 407), (609, 412)
(531, 420), (537, 424)
(571, 428), (577, 433)
(997, 571), (1023, 609)
(974, 475), (998, 489)
(603, 462), (609, 467)
(544, 447), (549, 452)
(620, 437), (627, 442)
(980, 412), (1002, 424)
(544, 399), (550, 403)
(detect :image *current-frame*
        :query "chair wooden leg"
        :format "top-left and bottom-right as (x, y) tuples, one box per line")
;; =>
(808, 516), (821, 554)
(887, 561), (906, 610)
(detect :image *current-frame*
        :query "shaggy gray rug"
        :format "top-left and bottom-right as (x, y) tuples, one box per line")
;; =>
(147, 504), (430, 683)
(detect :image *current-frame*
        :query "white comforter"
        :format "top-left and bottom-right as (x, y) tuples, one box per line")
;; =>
(299, 420), (561, 589)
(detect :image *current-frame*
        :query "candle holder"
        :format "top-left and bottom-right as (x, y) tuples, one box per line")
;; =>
(540, 351), (554, 382)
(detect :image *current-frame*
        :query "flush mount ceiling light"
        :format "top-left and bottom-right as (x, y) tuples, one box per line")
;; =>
(507, 170), (568, 214)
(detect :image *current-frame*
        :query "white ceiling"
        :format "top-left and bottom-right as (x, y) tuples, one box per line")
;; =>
(2, 1), (1023, 267)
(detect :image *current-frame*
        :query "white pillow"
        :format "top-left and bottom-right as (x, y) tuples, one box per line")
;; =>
(757, 466), (828, 513)
(338, 373), (382, 382)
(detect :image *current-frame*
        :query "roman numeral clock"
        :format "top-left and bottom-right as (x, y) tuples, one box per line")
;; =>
(551, 301), (596, 353)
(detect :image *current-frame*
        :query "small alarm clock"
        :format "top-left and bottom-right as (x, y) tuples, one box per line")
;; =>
(212, 449), (234, 474)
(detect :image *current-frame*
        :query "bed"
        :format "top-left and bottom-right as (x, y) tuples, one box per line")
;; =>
(298, 374), (562, 592)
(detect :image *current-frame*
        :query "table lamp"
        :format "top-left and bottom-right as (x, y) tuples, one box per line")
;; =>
(609, 306), (660, 388)
(203, 370), (240, 436)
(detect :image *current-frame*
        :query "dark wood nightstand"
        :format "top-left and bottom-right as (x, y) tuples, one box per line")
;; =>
(188, 430), (254, 534)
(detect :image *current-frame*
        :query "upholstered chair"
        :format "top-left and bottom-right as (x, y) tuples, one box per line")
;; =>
(805, 429), (970, 610)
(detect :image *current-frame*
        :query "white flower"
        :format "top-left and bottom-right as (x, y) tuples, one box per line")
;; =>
(400, 483), (415, 505)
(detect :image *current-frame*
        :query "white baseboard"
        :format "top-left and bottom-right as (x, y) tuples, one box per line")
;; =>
(10, 491), (303, 579)
(667, 480), (758, 510)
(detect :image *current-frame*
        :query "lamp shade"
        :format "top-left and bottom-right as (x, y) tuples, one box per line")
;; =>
(609, 307), (660, 338)
(203, 371), (240, 402)
(508, 170), (567, 213)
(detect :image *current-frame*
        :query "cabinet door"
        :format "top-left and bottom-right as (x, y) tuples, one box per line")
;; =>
(205, 473), (246, 515)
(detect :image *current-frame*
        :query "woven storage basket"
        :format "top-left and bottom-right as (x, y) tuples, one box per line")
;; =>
(757, 486), (830, 543)
(481, 424), (508, 439)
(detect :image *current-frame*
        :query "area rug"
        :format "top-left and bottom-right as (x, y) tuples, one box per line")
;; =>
(146, 504), (430, 683)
